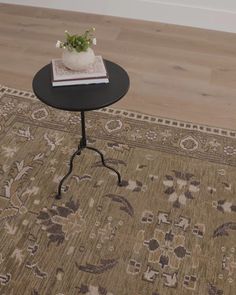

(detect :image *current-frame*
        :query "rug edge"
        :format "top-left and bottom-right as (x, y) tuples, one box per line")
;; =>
(1, 84), (235, 139)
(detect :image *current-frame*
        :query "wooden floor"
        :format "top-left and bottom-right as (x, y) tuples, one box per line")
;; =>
(0, 4), (236, 129)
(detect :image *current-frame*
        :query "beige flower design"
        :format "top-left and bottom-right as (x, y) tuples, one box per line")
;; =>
(163, 170), (200, 207)
(224, 146), (236, 156)
(52, 210), (86, 240)
(180, 136), (199, 151)
(143, 228), (190, 269)
(105, 119), (123, 133)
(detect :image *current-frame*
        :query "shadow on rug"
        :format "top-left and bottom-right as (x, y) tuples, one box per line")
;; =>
(0, 85), (236, 295)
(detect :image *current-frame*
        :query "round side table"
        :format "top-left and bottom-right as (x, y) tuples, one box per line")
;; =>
(32, 60), (130, 199)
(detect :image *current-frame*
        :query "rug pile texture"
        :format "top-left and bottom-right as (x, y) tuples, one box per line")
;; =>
(0, 85), (236, 295)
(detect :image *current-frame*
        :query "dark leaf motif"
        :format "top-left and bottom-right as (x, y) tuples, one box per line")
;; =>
(174, 246), (187, 258)
(136, 180), (143, 187)
(120, 180), (129, 187)
(104, 194), (134, 217)
(46, 224), (63, 234)
(48, 208), (58, 216)
(150, 175), (158, 181)
(215, 200), (236, 213)
(185, 191), (193, 199)
(133, 187), (141, 192)
(65, 199), (80, 212)
(172, 170), (182, 179)
(217, 206), (224, 213)
(140, 165), (147, 169)
(159, 255), (169, 268)
(37, 216), (65, 247)
(56, 206), (73, 217)
(137, 164), (147, 169)
(208, 283), (224, 295)
(231, 205), (236, 212)
(213, 222), (236, 238)
(173, 200), (181, 208)
(107, 142), (117, 148)
(40, 219), (54, 227)
(78, 284), (89, 294)
(37, 201), (81, 247)
(98, 285), (108, 295)
(152, 293), (160, 295)
(165, 175), (173, 180)
(76, 259), (118, 274)
(185, 173), (195, 181)
(48, 233), (65, 246)
(190, 180), (200, 186)
(218, 200), (226, 205)
(100, 258), (116, 264)
(222, 182), (230, 188)
(164, 187), (175, 195)
(209, 188), (215, 194)
(37, 211), (50, 220)
(172, 170), (194, 181)
(31, 289), (39, 295)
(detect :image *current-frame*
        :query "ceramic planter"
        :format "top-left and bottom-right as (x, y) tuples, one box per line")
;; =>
(62, 48), (95, 71)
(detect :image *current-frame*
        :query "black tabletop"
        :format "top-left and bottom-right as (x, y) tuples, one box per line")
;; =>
(32, 60), (130, 112)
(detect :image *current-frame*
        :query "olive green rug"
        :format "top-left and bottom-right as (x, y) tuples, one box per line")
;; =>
(0, 85), (236, 295)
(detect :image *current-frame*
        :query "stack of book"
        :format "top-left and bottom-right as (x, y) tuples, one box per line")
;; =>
(51, 56), (109, 87)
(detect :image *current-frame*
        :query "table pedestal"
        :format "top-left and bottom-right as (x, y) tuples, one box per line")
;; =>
(55, 111), (122, 199)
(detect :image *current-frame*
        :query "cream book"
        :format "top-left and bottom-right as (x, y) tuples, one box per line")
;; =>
(51, 56), (109, 86)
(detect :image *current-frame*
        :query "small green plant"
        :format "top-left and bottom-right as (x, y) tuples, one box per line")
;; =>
(56, 28), (96, 52)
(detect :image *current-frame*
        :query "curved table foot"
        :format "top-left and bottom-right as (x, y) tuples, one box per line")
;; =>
(86, 146), (122, 185)
(54, 145), (122, 200)
(54, 147), (82, 199)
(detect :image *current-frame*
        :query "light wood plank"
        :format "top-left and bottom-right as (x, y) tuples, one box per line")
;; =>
(0, 3), (236, 129)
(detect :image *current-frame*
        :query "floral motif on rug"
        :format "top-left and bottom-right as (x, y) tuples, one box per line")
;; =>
(0, 85), (236, 295)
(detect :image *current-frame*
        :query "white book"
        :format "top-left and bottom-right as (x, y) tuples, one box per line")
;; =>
(52, 77), (109, 87)
(51, 56), (109, 87)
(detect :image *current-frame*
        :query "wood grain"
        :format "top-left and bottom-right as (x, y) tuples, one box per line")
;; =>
(0, 3), (236, 129)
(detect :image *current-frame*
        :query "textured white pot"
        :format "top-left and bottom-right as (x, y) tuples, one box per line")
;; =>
(62, 48), (95, 71)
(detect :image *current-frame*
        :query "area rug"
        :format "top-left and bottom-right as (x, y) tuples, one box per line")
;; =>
(0, 85), (236, 295)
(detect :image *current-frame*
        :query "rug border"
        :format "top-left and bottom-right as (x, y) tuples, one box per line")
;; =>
(1, 84), (235, 139)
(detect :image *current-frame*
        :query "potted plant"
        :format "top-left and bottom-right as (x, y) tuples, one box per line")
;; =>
(56, 28), (97, 71)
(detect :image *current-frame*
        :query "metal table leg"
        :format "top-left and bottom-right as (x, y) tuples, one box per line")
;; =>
(55, 111), (122, 199)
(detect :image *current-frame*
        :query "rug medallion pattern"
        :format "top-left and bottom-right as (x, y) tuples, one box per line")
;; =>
(0, 85), (236, 295)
